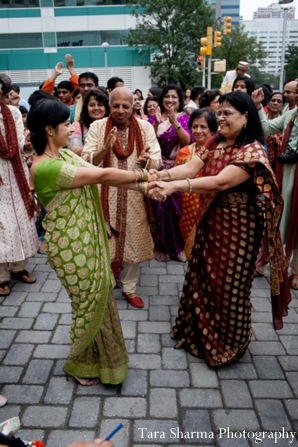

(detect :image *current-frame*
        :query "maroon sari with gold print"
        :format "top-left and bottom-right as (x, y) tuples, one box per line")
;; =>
(171, 137), (291, 367)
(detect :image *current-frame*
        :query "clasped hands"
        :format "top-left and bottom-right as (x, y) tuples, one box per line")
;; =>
(147, 169), (172, 202)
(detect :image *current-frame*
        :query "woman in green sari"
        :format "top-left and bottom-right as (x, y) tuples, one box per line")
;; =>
(27, 99), (151, 386)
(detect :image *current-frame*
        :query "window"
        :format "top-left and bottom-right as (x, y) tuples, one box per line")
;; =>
(0, 0), (39, 7)
(57, 30), (129, 47)
(54, 0), (128, 5)
(0, 33), (42, 48)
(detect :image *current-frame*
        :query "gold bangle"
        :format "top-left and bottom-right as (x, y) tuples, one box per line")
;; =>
(134, 168), (149, 182)
(186, 178), (192, 193)
(164, 169), (173, 182)
(136, 181), (148, 195)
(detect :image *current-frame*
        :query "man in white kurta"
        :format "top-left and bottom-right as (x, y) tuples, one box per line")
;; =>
(0, 103), (39, 295)
(82, 87), (161, 307)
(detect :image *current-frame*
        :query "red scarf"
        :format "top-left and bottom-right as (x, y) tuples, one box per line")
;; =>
(101, 114), (144, 225)
(0, 101), (37, 218)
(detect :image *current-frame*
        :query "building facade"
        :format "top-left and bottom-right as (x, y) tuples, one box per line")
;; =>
(243, 3), (298, 75)
(0, 0), (151, 93)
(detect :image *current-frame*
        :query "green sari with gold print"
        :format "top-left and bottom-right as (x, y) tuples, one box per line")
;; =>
(34, 149), (128, 384)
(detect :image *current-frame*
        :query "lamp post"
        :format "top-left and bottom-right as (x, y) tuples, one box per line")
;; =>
(102, 42), (109, 85)
(278, 0), (293, 91)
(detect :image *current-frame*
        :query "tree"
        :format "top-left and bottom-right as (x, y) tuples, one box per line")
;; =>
(248, 66), (279, 90)
(285, 44), (298, 80)
(213, 23), (267, 72)
(125, 0), (213, 88)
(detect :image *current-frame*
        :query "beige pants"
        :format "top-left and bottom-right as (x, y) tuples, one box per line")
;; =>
(121, 262), (140, 294)
(0, 259), (28, 283)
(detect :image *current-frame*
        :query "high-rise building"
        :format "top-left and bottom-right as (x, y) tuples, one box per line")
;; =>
(253, 2), (295, 19)
(242, 3), (298, 75)
(0, 0), (151, 93)
(207, 0), (240, 24)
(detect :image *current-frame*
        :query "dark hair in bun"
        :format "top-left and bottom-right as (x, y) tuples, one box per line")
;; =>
(27, 99), (70, 155)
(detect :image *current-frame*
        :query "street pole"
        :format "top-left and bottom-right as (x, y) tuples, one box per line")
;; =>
(279, 7), (288, 91)
(207, 56), (212, 89)
(102, 42), (109, 85)
(202, 56), (206, 87)
(278, 0), (293, 91)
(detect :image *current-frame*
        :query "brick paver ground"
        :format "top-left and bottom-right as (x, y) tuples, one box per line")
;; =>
(1, 255), (298, 447)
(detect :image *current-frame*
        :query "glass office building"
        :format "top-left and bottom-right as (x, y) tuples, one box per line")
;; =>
(0, 0), (151, 91)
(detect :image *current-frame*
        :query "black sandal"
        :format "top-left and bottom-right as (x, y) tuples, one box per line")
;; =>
(0, 281), (11, 297)
(10, 269), (36, 284)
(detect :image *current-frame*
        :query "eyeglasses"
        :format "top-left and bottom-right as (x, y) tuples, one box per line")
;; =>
(58, 90), (69, 95)
(216, 111), (238, 117)
(283, 90), (296, 94)
(270, 99), (283, 104)
(79, 83), (95, 88)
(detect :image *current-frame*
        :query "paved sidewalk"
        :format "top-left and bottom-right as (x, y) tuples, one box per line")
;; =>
(0, 255), (298, 447)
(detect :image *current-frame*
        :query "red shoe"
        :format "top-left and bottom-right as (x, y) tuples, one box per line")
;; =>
(122, 292), (144, 308)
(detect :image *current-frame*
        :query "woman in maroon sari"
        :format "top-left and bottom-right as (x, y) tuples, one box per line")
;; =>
(149, 92), (291, 367)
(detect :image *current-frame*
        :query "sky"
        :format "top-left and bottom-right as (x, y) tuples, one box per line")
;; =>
(240, 0), (298, 20)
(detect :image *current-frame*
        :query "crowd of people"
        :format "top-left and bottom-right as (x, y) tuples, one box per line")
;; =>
(0, 54), (297, 403)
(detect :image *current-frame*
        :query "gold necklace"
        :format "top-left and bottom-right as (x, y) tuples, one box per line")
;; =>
(44, 151), (60, 159)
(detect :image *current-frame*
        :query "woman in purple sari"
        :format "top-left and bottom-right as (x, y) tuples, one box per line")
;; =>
(150, 85), (193, 261)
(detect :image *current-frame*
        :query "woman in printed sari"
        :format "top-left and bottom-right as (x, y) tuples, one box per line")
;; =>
(148, 92), (291, 367)
(175, 108), (218, 259)
(149, 84), (194, 262)
(27, 99), (154, 385)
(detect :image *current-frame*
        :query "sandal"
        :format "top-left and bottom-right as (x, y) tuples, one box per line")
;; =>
(289, 274), (298, 291)
(254, 270), (264, 278)
(10, 269), (36, 284)
(66, 374), (100, 386)
(0, 281), (11, 297)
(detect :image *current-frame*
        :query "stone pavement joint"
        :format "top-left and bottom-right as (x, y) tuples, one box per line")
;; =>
(0, 256), (298, 447)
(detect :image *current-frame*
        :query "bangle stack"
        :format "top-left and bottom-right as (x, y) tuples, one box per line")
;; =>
(186, 178), (192, 193)
(136, 182), (148, 195)
(134, 169), (149, 195)
(164, 170), (173, 182)
(134, 168), (149, 182)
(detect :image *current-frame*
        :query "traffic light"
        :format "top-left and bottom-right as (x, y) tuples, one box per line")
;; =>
(200, 37), (208, 56)
(214, 30), (222, 47)
(197, 56), (204, 71)
(224, 16), (232, 35)
(207, 26), (213, 56)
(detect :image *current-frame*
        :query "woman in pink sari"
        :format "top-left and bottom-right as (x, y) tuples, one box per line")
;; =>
(150, 85), (194, 262)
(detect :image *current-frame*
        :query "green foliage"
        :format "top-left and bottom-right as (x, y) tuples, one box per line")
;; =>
(285, 44), (298, 80)
(125, 0), (213, 88)
(213, 23), (268, 71)
(248, 66), (279, 89)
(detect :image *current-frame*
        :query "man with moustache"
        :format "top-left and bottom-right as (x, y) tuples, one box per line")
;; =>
(82, 87), (161, 308)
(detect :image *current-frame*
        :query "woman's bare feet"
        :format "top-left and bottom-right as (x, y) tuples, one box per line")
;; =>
(0, 282), (10, 297)
(66, 374), (100, 386)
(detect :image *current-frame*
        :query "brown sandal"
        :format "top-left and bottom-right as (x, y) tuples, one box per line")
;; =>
(289, 274), (298, 291)
(10, 269), (36, 284)
(0, 281), (11, 297)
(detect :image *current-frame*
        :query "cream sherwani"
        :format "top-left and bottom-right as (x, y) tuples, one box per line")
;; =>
(82, 118), (161, 288)
(0, 105), (39, 280)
